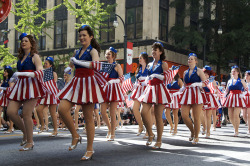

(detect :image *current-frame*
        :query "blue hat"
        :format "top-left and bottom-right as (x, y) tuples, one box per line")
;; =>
(5, 66), (12, 70)
(231, 65), (239, 70)
(140, 52), (148, 55)
(188, 53), (197, 57)
(203, 65), (212, 71)
(46, 57), (54, 62)
(109, 47), (117, 53)
(154, 41), (164, 47)
(19, 33), (28, 40)
(64, 67), (72, 75)
(81, 24), (90, 29)
(245, 70), (250, 74)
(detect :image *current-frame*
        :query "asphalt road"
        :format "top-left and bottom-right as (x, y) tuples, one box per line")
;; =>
(0, 124), (250, 166)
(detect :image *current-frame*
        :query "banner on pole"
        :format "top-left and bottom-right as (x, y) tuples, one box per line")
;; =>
(127, 42), (133, 73)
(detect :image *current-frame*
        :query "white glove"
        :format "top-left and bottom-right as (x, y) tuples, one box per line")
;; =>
(179, 86), (185, 92)
(149, 74), (164, 80)
(9, 77), (17, 83)
(190, 82), (203, 87)
(172, 92), (181, 97)
(138, 76), (147, 81)
(107, 79), (120, 84)
(70, 57), (90, 68)
(0, 87), (7, 91)
(141, 81), (147, 86)
(12, 72), (35, 78)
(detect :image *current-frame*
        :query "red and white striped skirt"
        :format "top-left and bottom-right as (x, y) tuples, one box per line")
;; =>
(222, 90), (246, 108)
(130, 80), (147, 101)
(203, 92), (220, 110)
(179, 86), (207, 105)
(165, 89), (181, 109)
(0, 90), (8, 107)
(38, 93), (60, 105)
(138, 78), (171, 104)
(244, 93), (250, 108)
(8, 76), (45, 101)
(103, 78), (125, 102)
(57, 68), (106, 105)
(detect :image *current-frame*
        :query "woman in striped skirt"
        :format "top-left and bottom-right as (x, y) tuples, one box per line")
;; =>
(36, 57), (60, 136)
(100, 47), (124, 141)
(222, 66), (248, 136)
(179, 53), (207, 144)
(57, 25), (106, 160)
(243, 71), (250, 134)
(165, 72), (183, 135)
(130, 52), (149, 136)
(139, 42), (171, 149)
(7, 33), (45, 151)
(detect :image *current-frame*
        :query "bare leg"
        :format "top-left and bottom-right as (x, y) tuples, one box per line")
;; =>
(154, 104), (165, 147)
(109, 102), (118, 140)
(242, 108), (247, 124)
(116, 108), (122, 128)
(36, 105), (47, 132)
(205, 110), (212, 137)
(141, 103), (154, 144)
(49, 104), (58, 135)
(132, 100), (144, 133)
(247, 108), (250, 133)
(181, 105), (194, 139)
(233, 107), (241, 134)
(212, 109), (217, 130)
(33, 108), (40, 130)
(200, 110), (206, 135)
(74, 105), (81, 130)
(0, 107), (2, 128)
(151, 106), (156, 126)
(94, 108), (101, 128)
(165, 108), (173, 132)
(192, 104), (203, 139)
(172, 109), (179, 133)
(43, 106), (49, 131)
(58, 100), (79, 145)
(228, 108), (234, 128)
(100, 102), (111, 137)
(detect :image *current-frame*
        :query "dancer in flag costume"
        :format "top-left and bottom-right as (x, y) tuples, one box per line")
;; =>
(7, 33), (44, 151)
(100, 47), (124, 141)
(243, 71), (250, 134)
(139, 42), (171, 149)
(202, 66), (220, 138)
(36, 57), (59, 137)
(131, 52), (149, 136)
(0, 66), (14, 133)
(222, 66), (248, 136)
(179, 53), (207, 144)
(57, 25), (105, 160)
(165, 72), (183, 135)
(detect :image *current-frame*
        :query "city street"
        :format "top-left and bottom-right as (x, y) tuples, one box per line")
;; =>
(0, 124), (250, 166)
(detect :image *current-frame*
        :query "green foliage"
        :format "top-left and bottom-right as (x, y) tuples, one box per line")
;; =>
(63, 0), (116, 38)
(54, 53), (72, 70)
(11, 0), (61, 39)
(0, 45), (17, 80)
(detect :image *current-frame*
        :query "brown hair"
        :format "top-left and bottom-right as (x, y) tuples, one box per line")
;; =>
(174, 73), (180, 80)
(136, 53), (149, 75)
(18, 35), (38, 60)
(152, 42), (165, 60)
(203, 69), (213, 77)
(78, 26), (101, 55)
(232, 67), (242, 79)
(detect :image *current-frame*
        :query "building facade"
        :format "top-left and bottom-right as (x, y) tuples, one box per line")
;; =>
(0, 0), (212, 78)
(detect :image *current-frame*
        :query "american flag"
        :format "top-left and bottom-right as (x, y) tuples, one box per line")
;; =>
(164, 65), (180, 84)
(203, 76), (216, 93)
(122, 73), (134, 94)
(125, 94), (134, 108)
(34, 67), (59, 96)
(91, 61), (116, 86)
(216, 87), (224, 99)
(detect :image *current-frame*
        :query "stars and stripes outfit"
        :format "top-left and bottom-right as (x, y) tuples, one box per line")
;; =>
(130, 66), (148, 101)
(139, 60), (171, 104)
(8, 56), (45, 101)
(179, 66), (207, 105)
(37, 68), (60, 105)
(222, 78), (246, 108)
(57, 45), (106, 105)
(103, 62), (125, 102)
(244, 83), (250, 108)
(0, 79), (10, 107)
(202, 87), (220, 110)
(165, 81), (181, 109)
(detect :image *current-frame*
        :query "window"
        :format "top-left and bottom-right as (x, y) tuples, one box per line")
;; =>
(99, 0), (115, 43)
(0, 19), (8, 46)
(159, 0), (169, 42)
(38, 31), (46, 50)
(175, 0), (185, 26)
(36, 0), (47, 50)
(190, 0), (199, 51)
(15, 30), (22, 53)
(126, 6), (143, 39)
(54, 20), (67, 48)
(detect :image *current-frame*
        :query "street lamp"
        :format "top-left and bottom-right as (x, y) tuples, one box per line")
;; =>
(218, 25), (223, 35)
(113, 14), (127, 74)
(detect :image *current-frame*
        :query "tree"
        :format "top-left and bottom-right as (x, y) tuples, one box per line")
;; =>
(63, 0), (116, 38)
(11, 0), (61, 39)
(0, 45), (17, 80)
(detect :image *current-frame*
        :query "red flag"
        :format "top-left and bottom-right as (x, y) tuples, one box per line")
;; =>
(3, 39), (8, 44)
